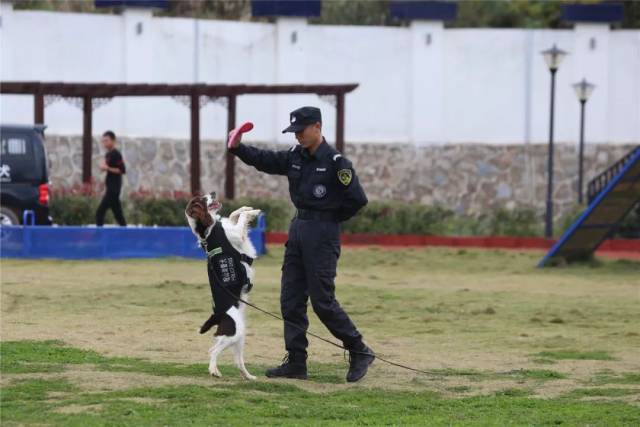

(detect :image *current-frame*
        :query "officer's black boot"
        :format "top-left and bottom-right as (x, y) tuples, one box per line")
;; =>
(346, 342), (375, 383)
(265, 353), (308, 379)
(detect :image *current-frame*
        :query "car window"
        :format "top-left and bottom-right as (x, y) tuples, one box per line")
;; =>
(2, 136), (29, 155)
(0, 132), (42, 183)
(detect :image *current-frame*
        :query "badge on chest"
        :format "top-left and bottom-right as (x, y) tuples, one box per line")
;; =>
(313, 184), (327, 198)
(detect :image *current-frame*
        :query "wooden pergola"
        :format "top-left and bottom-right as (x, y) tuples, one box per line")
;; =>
(0, 81), (358, 197)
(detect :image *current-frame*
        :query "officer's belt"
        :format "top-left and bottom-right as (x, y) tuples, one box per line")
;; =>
(295, 209), (339, 222)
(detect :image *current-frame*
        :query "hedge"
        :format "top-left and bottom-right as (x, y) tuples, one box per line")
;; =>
(48, 195), (294, 232)
(47, 192), (639, 238)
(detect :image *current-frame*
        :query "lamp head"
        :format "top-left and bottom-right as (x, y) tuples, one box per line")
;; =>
(572, 78), (596, 102)
(541, 44), (568, 71)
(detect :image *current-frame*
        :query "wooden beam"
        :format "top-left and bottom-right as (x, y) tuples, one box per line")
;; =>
(0, 81), (359, 193)
(82, 96), (92, 184)
(34, 93), (44, 125)
(0, 81), (359, 97)
(190, 93), (201, 195)
(336, 92), (345, 153)
(225, 94), (237, 200)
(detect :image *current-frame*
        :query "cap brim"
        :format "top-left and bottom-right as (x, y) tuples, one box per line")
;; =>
(282, 123), (307, 134)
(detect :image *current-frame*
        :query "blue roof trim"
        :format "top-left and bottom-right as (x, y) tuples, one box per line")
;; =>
(251, 0), (321, 18)
(95, 0), (169, 9)
(389, 1), (457, 21)
(562, 3), (624, 23)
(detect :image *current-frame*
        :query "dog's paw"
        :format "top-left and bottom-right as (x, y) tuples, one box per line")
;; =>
(231, 206), (253, 216)
(245, 209), (262, 220)
(209, 366), (222, 378)
(242, 372), (257, 381)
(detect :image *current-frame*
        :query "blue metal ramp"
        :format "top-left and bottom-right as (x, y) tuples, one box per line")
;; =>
(538, 146), (640, 266)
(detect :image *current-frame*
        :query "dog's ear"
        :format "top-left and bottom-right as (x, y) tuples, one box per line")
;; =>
(185, 196), (213, 233)
(199, 213), (213, 230)
(185, 196), (204, 217)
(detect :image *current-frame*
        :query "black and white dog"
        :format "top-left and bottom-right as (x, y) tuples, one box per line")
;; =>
(185, 192), (261, 380)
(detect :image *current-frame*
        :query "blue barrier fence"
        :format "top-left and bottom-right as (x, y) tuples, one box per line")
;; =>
(0, 214), (266, 260)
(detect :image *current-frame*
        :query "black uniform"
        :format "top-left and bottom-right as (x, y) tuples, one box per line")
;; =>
(96, 148), (127, 226)
(230, 137), (368, 355)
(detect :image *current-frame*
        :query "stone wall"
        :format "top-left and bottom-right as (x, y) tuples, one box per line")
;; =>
(44, 135), (637, 218)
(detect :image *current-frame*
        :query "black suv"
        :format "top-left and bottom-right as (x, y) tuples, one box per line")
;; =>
(0, 124), (52, 225)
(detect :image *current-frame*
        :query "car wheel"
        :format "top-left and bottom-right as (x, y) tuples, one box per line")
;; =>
(0, 207), (20, 225)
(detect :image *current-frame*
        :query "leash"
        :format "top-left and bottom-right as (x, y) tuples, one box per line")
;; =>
(204, 244), (518, 378)
(209, 269), (447, 377)
(233, 291), (447, 377)
(229, 290), (524, 379)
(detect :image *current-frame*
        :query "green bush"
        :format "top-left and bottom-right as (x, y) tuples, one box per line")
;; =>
(127, 196), (189, 226)
(48, 195), (565, 238)
(341, 201), (455, 235)
(48, 194), (294, 232)
(487, 207), (541, 237)
(49, 195), (100, 225)
(49, 195), (192, 227)
(342, 203), (540, 237)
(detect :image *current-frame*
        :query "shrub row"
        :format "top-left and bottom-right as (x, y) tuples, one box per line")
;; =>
(49, 195), (640, 238)
(48, 195), (294, 232)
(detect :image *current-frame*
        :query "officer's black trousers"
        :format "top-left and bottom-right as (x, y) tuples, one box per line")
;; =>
(281, 218), (362, 356)
(95, 187), (127, 226)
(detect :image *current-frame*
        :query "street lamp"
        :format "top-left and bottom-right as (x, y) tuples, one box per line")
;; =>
(541, 44), (568, 238)
(572, 78), (595, 204)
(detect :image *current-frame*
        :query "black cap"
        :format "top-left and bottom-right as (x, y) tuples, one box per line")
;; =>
(282, 106), (322, 133)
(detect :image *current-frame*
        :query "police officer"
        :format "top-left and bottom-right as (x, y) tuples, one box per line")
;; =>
(228, 106), (374, 382)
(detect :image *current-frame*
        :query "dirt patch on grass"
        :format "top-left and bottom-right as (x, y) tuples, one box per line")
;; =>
(4, 364), (223, 393)
(53, 403), (104, 414)
(118, 397), (168, 404)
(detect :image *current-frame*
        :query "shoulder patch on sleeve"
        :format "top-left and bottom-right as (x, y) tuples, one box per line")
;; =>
(337, 168), (353, 186)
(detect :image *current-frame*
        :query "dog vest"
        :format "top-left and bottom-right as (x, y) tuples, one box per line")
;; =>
(201, 222), (254, 315)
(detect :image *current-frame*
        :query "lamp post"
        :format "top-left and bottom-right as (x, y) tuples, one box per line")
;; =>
(572, 78), (595, 204)
(541, 44), (568, 238)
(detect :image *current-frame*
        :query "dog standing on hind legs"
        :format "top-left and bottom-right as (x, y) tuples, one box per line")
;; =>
(185, 192), (261, 380)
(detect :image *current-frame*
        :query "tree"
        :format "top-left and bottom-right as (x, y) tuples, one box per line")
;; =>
(311, 0), (396, 26)
(9, 0), (640, 28)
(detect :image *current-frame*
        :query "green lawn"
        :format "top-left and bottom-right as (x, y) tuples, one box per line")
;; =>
(1, 246), (639, 425)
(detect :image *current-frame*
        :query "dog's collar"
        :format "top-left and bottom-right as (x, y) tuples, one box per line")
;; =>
(197, 223), (215, 246)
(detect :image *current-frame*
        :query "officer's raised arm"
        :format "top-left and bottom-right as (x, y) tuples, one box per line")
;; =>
(229, 142), (290, 176)
(334, 156), (368, 222)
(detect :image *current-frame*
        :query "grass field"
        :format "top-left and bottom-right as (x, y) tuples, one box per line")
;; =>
(1, 246), (639, 426)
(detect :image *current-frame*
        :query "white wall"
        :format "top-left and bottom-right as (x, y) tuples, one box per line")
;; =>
(1, 4), (638, 145)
